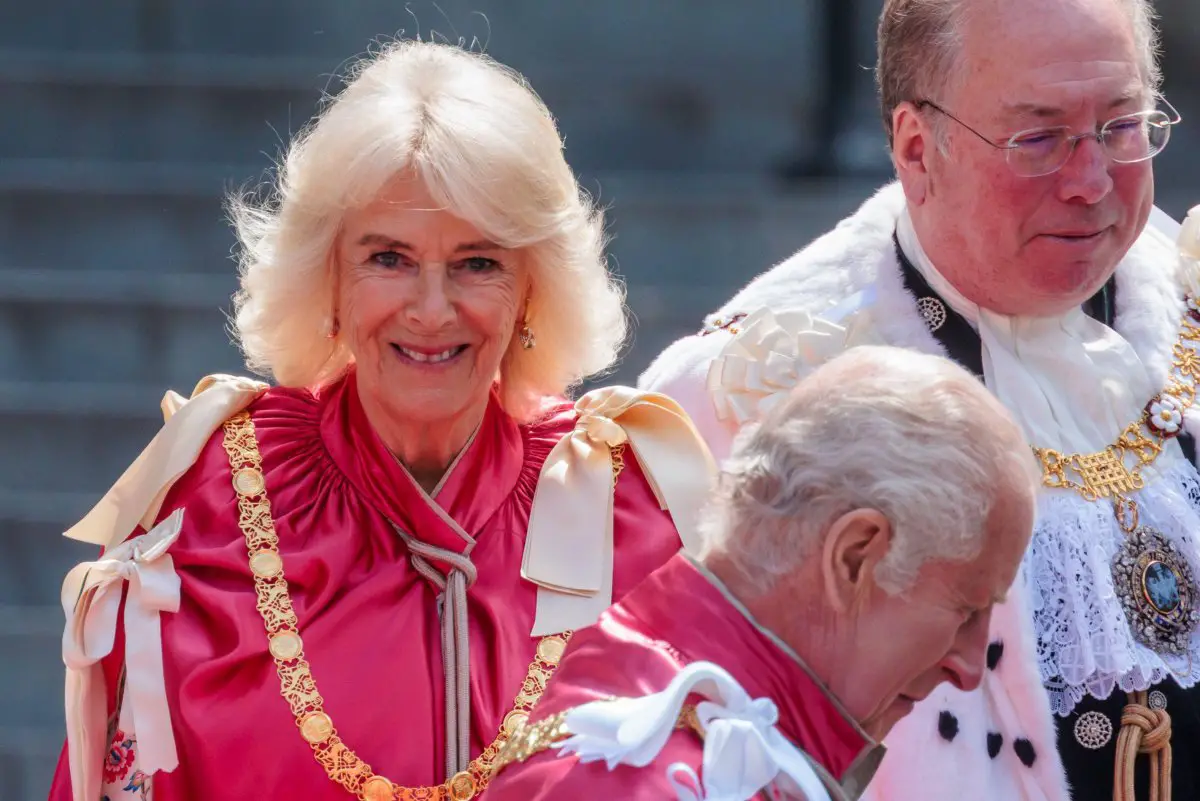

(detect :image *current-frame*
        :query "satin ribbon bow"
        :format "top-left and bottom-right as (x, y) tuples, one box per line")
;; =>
(522, 386), (717, 635)
(707, 306), (879, 428)
(61, 508), (185, 801)
(64, 374), (267, 550)
(559, 660), (830, 801)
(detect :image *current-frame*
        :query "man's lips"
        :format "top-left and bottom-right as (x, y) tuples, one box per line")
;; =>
(1039, 227), (1110, 240)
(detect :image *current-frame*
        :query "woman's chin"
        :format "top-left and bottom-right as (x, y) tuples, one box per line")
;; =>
(373, 377), (494, 428)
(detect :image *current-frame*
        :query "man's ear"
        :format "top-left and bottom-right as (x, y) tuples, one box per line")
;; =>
(892, 102), (934, 205)
(820, 508), (893, 614)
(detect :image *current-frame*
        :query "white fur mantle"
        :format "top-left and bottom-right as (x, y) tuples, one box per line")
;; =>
(638, 182), (1200, 801)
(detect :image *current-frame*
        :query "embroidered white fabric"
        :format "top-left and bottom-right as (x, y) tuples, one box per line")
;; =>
(1028, 456), (1200, 716)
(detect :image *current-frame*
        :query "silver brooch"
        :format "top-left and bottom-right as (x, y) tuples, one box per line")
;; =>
(916, 297), (947, 332)
(1111, 526), (1200, 654)
(1074, 711), (1113, 749)
(1149, 690), (1168, 710)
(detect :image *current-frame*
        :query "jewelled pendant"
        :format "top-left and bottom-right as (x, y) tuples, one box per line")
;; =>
(1112, 526), (1200, 654)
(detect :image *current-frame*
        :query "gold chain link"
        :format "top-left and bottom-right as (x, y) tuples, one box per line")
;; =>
(221, 411), (571, 801)
(492, 702), (704, 776)
(1032, 307), (1200, 530)
(610, 443), (626, 483)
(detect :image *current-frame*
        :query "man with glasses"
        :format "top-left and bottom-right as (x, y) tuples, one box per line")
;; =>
(639, 1), (1197, 799)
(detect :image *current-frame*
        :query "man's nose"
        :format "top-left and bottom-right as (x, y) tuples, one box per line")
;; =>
(1056, 135), (1115, 206)
(940, 612), (993, 692)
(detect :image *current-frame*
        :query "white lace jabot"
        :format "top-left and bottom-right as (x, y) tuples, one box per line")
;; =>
(896, 209), (1172, 458)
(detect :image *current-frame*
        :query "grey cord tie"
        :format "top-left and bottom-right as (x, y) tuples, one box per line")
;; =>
(391, 524), (478, 778)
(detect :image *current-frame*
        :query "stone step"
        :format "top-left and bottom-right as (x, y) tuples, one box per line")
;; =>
(0, 282), (244, 386)
(0, 76), (321, 168)
(0, 726), (61, 801)
(1, 492), (105, 607)
(0, 381), (169, 497)
(0, 2), (819, 71)
(0, 185), (237, 274)
(0, 30), (825, 172)
(0, 268), (234, 307)
(0, 604), (65, 726)
(0, 603), (65, 800)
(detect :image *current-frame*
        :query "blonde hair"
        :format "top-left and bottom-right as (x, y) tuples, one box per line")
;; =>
(230, 40), (627, 421)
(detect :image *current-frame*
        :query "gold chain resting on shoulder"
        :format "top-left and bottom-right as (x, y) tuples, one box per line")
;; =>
(491, 701), (703, 776)
(221, 411), (571, 801)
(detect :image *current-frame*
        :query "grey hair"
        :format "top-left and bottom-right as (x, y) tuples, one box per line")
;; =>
(876, 0), (1163, 148)
(698, 346), (1038, 597)
(229, 40), (626, 422)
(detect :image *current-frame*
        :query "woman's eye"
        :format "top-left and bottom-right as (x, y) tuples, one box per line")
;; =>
(370, 251), (403, 268)
(459, 257), (501, 273)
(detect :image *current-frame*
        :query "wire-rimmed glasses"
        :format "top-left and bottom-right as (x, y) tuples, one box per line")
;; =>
(915, 98), (1182, 178)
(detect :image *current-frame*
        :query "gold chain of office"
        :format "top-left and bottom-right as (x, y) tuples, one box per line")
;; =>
(221, 412), (628, 801)
(1033, 299), (1200, 522)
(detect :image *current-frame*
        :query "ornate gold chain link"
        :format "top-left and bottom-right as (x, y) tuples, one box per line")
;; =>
(491, 701), (704, 776)
(221, 411), (571, 801)
(1032, 307), (1200, 527)
(610, 443), (626, 483)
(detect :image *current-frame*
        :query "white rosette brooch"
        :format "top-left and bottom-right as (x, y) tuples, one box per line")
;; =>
(705, 306), (881, 426)
(1178, 204), (1200, 304)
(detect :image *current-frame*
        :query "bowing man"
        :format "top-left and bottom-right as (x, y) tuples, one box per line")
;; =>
(486, 346), (1038, 800)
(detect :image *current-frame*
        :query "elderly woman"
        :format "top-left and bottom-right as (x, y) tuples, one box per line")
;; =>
(47, 41), (713, 801)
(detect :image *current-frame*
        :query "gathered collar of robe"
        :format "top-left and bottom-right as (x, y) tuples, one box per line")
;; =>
(317, 370), (527, 564)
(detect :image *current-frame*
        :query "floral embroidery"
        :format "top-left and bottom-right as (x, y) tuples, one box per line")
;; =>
(101, 729), (151, 799)
(124, 770), (151, 799)
(102, 730), (135, 785)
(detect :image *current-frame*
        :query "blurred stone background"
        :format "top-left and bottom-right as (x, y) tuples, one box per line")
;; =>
(1, 2), (1197, 797)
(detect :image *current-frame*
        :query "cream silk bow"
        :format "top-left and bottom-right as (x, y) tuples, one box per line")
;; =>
(59, 374), (265, 799)
(706, 307), (880, 427)
(522, 387), (717, 635)
(61, 508), (185, 801)
(559, 660), (830, 801)
(64, 374), (268, 550)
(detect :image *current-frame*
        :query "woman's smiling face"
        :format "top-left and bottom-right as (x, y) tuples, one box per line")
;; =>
(336, 176), (528, 431)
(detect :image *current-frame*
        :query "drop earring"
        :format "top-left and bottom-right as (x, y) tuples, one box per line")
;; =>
(519, 322), (535, 350)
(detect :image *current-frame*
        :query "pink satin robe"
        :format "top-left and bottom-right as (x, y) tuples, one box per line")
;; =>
(485, 555), (886, 800)
(47, 373), (684, 800)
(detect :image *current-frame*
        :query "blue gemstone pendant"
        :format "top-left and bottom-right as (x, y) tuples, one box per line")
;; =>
(1112, 526), (1200, 655)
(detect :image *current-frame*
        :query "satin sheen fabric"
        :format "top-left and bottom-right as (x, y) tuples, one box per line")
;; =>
(486, 555), (880, 801)
(47, 372), (684, 800)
